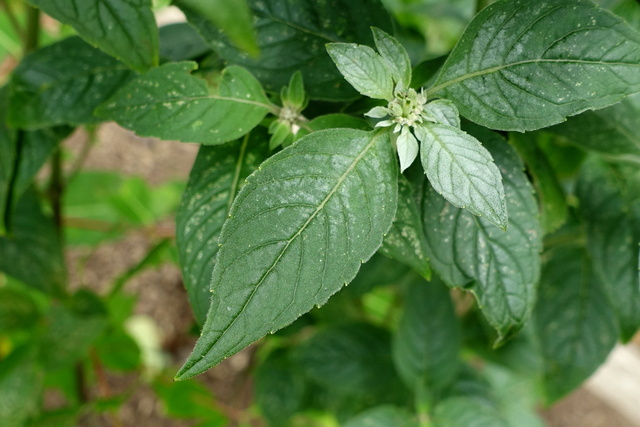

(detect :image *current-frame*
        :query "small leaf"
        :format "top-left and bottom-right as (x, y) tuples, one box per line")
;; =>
(380, 176), (430, 279)
(396, 126), (419, 172)
(429, 0), (640, 131)
(158, 23), (211, 62)
(534, 245), (618, 402)
(372, 28), (412, 89)
(343, 406), (418, 427)
(392, 276), (460, 392)
(417, 129), (541, 341)
(326, 43), (394, 100)
(176, 131), (269, 324)
(422, 99), (460, 128)
(175, 129), (397, 379)
(415, 123), (507, 229)
(433, 397), (509, 427)
(96, 62), (272, 144)
(180, 0), (393, 101)
(8, 37), (134, 129)
(27, 0), (159, 72)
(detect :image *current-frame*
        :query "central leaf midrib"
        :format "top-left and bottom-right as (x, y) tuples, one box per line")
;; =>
(207, 131), (382, 358)
(428, 58), (639, 96)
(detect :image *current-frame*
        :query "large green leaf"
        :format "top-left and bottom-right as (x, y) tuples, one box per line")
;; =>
(0, 190), (66, 294)
(415, 123), (507, 229)
(176, 131), (269, 324)
(380, 176), (430, 278)
(8, 36), (133, 128)
(175, 129), (398, 379)
(96, 62), (273, 144)
(428, 0), (640, 131)
(27, 0), (158, 72)
(392, 276), (460, 392)
(546, 94), (640, 162)
(534, 245), (618, 401)
(343, 406), (417, 427)
(433, 397), (509, 427)
(576, 157), (640, 341)
(181, 0), (393, 101)
(418, 129), (541, 341)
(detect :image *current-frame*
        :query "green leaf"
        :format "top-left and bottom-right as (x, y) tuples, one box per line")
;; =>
(392, 276), (460, 392)
(158, 23), (211, 62)
(181, 0), (393, 101)
(433, 397), (509, 427)
(0, 286), (42, 332)
(372, 28), (412, 89)
(380, 176), (430, 278)
(175, 129), (398, 379)
(96, 62), (272, 144)
(0, 347), (43, 427)
(343, 406), (418, 427)
(0, 189), (66, 294)
(94, 328), (141, 372)
(576, 157), (640, 341)
(428, 0), (640, 131)
(176, 131), (269, 324)
(153, 377), (226, 423)
(422, 99), (460, 128)
(347, 252), (410, 297)
(0, 87), (17, 234)
(27, 0), (159, 72)
(534, 245), (618, 402)
(417, 129), (541, 341)
(296, 114), (371, 140)
(326, 43), (394, 100)
(8, 36), (134, 128)
(415, 123), (507, 229)
(510, 132), (568, 234)
(174, 0), (258, 56)
(546, 94), (640, 162)
(254, 348), (307, 427)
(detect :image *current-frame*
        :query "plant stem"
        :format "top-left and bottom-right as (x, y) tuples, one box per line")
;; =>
(0, 0), (24, 39)
(24, 4), (40, 54)
(49, 147), (64, 235)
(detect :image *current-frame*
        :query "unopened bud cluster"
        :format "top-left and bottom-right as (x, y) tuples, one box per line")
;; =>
(366, 88), (428, 133)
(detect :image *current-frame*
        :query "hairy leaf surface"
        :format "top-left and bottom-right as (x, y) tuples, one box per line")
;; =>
(576, 157), (640, 341)
(418, 130), (541, 341)
(176, 132), (269, 324)
(176, 129), (397, 379)
(8, 37), (133, 128)
(97, 62), (272, 144)
(534, 245), (618, 401)
(372, 28), (412, 89)
(27, 0), (158, 72)
(415, 123), (507, 229)
(181, 0), (392, 100)
(429, 0), (640, 131)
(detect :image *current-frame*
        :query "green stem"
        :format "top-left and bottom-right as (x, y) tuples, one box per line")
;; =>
(49, 148), (64, 236)
(24, 5), (40, 54)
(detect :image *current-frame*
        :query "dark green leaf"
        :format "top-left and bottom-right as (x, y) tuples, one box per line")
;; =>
(254, 348), (307, 426)
(97, 62), (273, 144)
(174, 0), (258, 56)
(181, 0), (393, 101)
(27, 0), (159, 72)
(347, 252), (410, 297)
(0, 87), (17, 235)
(176, 131), (269, 324)
(0, 286), (42, 332)
(576, 157), (640, 341)
(94, 328), (141, 371)
(415, 123), (507, 229)
(418, 129), (541, 341)
(8, 36), (134, 128)
(0, 189), (66, 294)
(392, 276), (460, 392)
(343, 406), (418, 427)
(176, 129), (398, 379)
(159, 23), (211, 62)
(380, 176), (430, 278)
(153, 377), (226, 422)
(534, 245), (618, 402)
(429, 0), (640, 131)
(296, 114), (371, 140)
(0, 347), (43, 427)
(433, 397), (509, 427)
(546, 94), (640, 162)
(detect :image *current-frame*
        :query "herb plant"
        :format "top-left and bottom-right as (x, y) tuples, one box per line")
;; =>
(1, 0), (640, 425)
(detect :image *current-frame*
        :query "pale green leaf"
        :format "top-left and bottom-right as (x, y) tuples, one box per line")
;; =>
(372, 27), (412, 89)
(27, 0), (158, 72)
(175, 129), (397, 379)
(380, 176), (430, 278)
(396, 126), (419, 172)
(326, 43), (394, 100)
(433, 397), (509, 427)
(429, 0), (640, 131)
(534, 245), (618, 401)
(8, 37), (133, 128)
(181, 0), (392, 101)
(343, 406), (418, 427)
(423, 99), (460, 128)
(392, 276), (460, 392)
(417, 129), (541, 341)
(415, 123), (507, 229)
(176, 131), (269, 324)
(0, 348), (43, 427)
(96, 62), (273, 144)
